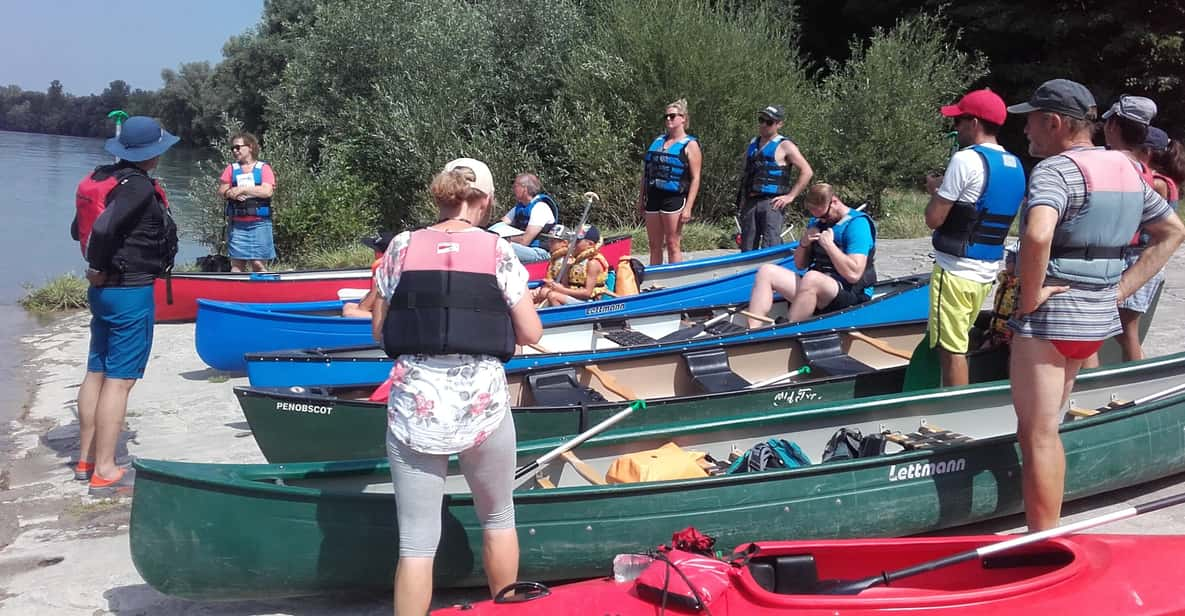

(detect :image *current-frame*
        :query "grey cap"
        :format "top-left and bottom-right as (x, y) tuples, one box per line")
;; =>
(1007, 79), (1097, 120)
(758, 105), (785, 121)
(1102, 95), (1157, 126)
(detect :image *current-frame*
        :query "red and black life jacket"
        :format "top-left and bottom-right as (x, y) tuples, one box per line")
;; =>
(382, 229), (515, 361)
(72, 164), (169, 257)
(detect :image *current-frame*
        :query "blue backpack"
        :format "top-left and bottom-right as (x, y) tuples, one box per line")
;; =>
(727, 438), (811, 473)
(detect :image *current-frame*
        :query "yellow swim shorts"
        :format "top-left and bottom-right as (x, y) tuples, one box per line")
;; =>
(928, 265), (993, 354)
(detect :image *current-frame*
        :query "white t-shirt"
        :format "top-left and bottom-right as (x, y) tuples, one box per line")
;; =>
(933, 143), (1011, 284)
(503, 200), (557, 229)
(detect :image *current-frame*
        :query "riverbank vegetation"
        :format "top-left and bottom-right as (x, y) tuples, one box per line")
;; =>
(18, 274), (88, 312)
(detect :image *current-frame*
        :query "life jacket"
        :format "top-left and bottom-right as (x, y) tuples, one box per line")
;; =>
(382, 229), (514, 361)
(225, 161), (272, 220)
(72, 164), (169, 258)
(1046, 149), (1145, 285)
(509, 193), (559, 247)
(810, 210), (877, 297)
(931, 145), (1026, 261)
(644, 134), (696, 194)
(1152, 172), (1179, 210)
(546, 245), (610, 299)
(745, 135), (792, 196)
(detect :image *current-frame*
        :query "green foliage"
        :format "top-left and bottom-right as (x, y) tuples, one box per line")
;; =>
(876, 189), (932, 239)
(19, 274), (88, 312)
(189, 118), (380, 263)
(801, 13), (987, 212)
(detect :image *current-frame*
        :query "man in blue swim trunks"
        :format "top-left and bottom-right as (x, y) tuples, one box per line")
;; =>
(72, 116), (180, 497)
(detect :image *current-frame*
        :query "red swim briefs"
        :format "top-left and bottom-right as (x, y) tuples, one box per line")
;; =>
(1049, 339), (1106, 360)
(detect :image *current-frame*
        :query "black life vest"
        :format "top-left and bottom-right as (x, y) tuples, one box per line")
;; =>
(810, 210), (877, 296)
(382, 229), (515, 361)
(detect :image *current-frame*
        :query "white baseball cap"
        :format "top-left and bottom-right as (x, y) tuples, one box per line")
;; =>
(443, 158), (495, 196)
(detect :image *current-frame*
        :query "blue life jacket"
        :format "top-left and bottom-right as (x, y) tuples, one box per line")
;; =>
(510, 193), (559, 248)
(226, 161), (272, 219)
(644, 134), (696, 194)
(1046, 149), (1145, 284)
(745, 135), (792, 196)
(932, 145), (1026, 261)
(810, 210), (877, 297)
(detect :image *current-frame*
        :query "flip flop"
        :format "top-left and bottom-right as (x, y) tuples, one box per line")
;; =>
(88, 466), (136, 498)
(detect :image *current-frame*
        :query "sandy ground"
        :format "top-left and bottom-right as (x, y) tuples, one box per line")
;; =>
(1, 238), (1183, 615)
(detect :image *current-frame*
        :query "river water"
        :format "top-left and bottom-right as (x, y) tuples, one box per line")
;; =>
(0, 129), (214, 431)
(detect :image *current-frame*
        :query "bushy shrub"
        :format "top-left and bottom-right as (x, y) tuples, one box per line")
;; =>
(188, 120), (380, 263)
(20, 274), (88, 312)
(799, 13), (987, 213)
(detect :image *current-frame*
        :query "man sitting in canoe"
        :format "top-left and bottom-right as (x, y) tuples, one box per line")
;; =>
(532, 224), (610, 306)
(493, 173), (559, 264)
(746, 183), (876, 328)
(342, 231), (394, 319)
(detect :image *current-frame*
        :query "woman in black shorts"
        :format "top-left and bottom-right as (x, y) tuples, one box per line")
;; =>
(638, 98), (702, 264)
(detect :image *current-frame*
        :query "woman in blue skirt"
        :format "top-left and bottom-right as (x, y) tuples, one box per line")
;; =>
(218, 132), (277, 272)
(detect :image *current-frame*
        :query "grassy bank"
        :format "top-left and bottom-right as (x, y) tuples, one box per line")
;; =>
(19, 274), (89, 312)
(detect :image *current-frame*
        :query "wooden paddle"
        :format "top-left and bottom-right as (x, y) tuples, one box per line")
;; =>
(527, 343), (637, 400)
(848, 331), (914, 360)
(822, 489), (1185, 595)
(514, 400), (646, 484)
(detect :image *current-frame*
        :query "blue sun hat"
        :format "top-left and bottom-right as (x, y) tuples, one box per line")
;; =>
(104, 116), (180, 162)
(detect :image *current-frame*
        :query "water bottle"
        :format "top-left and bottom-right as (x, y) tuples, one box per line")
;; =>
(612, 553), (654, 583)
(606, 269), (617, 293)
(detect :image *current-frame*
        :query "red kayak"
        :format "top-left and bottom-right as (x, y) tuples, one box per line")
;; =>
(154, 236), (632, 322)
(436, 534), (1185, 615)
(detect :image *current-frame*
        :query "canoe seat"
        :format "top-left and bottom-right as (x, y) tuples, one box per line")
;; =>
(601, 328), (658, 347)
(525, 368), (608, 407)
(748, 554), (818, 594)
(800, 333), (875, 377)
(682, 348), (752, 394)
(886, 425), (973, 450)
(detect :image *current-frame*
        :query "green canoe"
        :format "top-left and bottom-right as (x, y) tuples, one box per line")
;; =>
(131, 352), (1185, 600)
(236, 319), (1017, 463)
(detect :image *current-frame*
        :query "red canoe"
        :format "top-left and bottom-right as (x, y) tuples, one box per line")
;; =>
(153, 235), (632, 322)
(436, 534), (1185, 615)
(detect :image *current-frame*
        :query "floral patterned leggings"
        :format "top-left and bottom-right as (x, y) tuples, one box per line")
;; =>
(386, 413), (517, 558)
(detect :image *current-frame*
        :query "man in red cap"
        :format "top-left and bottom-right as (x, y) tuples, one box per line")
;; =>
(923, 89), (1026, 386)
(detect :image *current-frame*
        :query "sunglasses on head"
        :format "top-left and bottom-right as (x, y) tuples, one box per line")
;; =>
(664, 113), (682, 120)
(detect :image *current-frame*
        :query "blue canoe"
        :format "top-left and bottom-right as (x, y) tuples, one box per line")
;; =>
(244, 273), (930, 388)
(196, 243), (801, 372)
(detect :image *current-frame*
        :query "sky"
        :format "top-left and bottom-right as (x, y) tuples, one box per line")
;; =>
(0, 0), (265, 96)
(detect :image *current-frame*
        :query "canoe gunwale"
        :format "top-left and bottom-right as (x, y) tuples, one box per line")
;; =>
(144, 352), (1185, 502)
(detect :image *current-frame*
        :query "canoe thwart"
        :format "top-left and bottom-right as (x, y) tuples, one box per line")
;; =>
(1068, 407), (1101, 419)
(848, 331), (915, 361)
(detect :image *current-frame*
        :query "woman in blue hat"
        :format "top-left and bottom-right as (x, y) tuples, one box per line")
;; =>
(71, 116), (179, 497)
(218, 132), (277, 272)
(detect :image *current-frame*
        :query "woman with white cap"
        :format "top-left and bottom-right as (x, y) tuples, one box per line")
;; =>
(371, 158), (543, 614)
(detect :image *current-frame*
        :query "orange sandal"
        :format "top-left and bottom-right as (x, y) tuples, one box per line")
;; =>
(74, 460), (94, 481)
(88, 466), (136, 497)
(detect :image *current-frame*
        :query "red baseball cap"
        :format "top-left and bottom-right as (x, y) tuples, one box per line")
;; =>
(940, 89), (1007, 126)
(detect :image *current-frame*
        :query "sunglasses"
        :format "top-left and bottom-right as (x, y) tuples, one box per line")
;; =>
(230, 144), (247, 152)
(664, 113), (682, 121)
(758, 117), (777, 126)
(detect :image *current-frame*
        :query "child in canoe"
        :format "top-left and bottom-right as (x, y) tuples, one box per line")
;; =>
(532, 223), (610, 306)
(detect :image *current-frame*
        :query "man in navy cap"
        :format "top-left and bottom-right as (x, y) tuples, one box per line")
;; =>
(71, 116), (180, 497)
(736, 104), (814, 251)
(1006, 80), (1183, 530)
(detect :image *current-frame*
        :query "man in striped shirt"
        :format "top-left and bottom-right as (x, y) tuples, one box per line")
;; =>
(1006, 79), (1184, 531)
